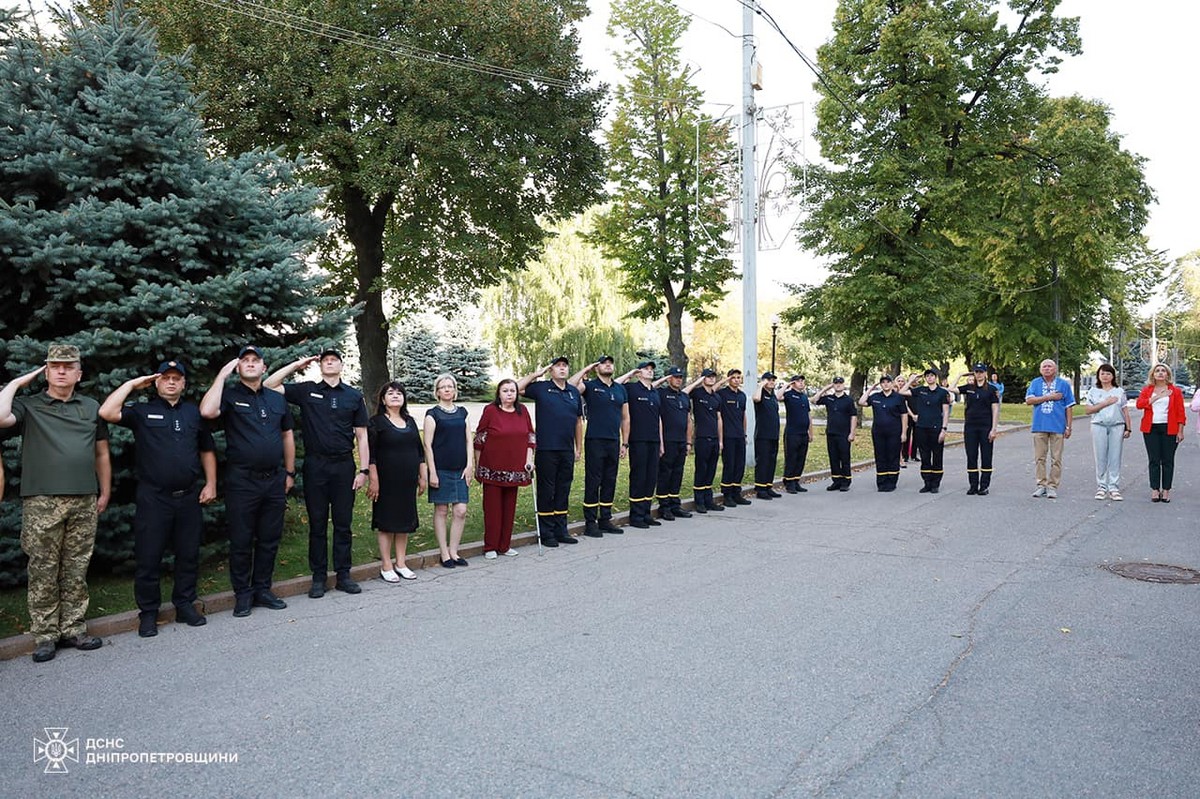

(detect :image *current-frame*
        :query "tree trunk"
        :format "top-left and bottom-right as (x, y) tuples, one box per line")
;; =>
(665, 297), (688, 372)
(343, 186), (393, 400)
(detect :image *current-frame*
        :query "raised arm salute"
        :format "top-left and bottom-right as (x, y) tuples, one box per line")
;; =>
(520, 356), (584, 547)
(861, 375), (906, 492)
(578, 355), (629, 536)
(201, 345), (295, 618)
(956, 364), (1001, 496)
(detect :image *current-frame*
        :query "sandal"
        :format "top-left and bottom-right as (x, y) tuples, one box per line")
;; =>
(1151, 492), (1161, 503)
(380, 569), (400, 583)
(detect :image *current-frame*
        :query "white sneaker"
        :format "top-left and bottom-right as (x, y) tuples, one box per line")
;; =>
(380, 569), (400, 583)
(501, 549), (519, 557)
(484, 551), (498, 560)
(1046, 487), (1058, 499)
(397, 567), (417, 580)
(1109, 490), (1123, 501)
(1095, 489), (1107, 500)
(1032, 486), (1047, 498)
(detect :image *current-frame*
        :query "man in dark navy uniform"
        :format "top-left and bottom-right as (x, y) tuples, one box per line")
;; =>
(518, 357), (583, 546)
(751, 372), (782, 500)
(653, 366), (692, 521)
(781, 375), (813, 493)
(265, 349), (370, 598)
(684, 369), (726, 512)
(899, 368), (952, 493)
(814, 377), (858, 491)
(858, 375), (907, 491)
(621, 360), (662, 528)
(717, 369), (750, 506)
(570, 355), (629, 537)
(200, 346), (296, 617)
(947, 364), (1001, 495)
(101, 360), (217, 637)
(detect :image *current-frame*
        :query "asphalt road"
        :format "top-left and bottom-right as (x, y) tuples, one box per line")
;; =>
(4, 421), (1199, 798)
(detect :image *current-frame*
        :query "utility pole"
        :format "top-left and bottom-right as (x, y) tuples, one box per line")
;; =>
(741, 0), (759, 462)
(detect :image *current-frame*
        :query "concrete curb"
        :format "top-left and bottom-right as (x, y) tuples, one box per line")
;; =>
(0, 423), (1033, 661)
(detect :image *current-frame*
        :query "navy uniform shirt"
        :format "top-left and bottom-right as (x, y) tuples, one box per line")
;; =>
(817, 393), (857, 437)
(690, 387), (722, 439)
(626, 381), (662, 442)
(219, 382), (294, 470)
(717, 387), (747, 439)
(583, 379), (627, 441)
(867, 391), (907, 433)
(524, 380), (582, 452)
(754, 390), (780, 440)
(657, 385), (690, 443)
(911, 385), (951, 429)
(782, 389), (811, 437)
(118, 397), (215, 491)
(958, 382), (999, 426)
(283, 380), (369, 457)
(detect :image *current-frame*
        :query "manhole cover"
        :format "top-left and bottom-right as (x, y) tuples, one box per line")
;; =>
(1104, 563), (1200, 584)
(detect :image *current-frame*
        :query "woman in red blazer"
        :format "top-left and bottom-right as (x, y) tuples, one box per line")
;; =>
(1135, 363), (1186, 502)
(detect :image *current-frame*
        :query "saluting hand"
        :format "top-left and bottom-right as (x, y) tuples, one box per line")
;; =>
(130, 373), (161, 390)
(13, 365), (46, 387)
(219, 358), (239, 377)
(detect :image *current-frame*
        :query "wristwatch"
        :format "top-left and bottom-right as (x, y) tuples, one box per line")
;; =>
(359, 468), (369, 475)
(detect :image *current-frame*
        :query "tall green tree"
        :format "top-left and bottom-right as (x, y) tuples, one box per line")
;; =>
(955, 95), (1158, 374)
(590, 0), (737, 371)
(787, 0), (1081, 371)
(0, 3), (349, 583)
(85, 0), (607, 399)
(481, 208), (641, 375)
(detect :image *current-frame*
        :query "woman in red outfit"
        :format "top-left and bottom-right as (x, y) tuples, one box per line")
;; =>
(1135, 363), (1186, 502)
(474, 379), (536, 558)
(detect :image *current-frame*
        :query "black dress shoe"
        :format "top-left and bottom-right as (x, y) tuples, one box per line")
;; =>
(977, 488), (989, 496)
(630, 521), (650, 529)
(659, 509), (676, 521)
(929, 487), (939, 494)
(647, 518), (662, 526)
(826, 484), (840, 491)
(673, 509), (692, 518)
(233, 595), (252, 617)
(756, 492), (774, 500)
(452, 557), (469, 566)
(441, 558), (458, 567)
(705, 503), (725, 512)
(335, 578), (362, 594)
(918, 486), (931, 494)
(309, 580), (326, 598)
(966, 486), (979, 495)
(138, 613), (158, 638)
(785, 485), (798, 494)
(540, 538), (559, 547)
(599, 520), (622, 533)
(176, 604), (207, 627)
(796, 485), (808, 492)
(253, 591), (287, 610)
(555, 535), (579, 544)
(735, 496), (752, 505)
(32, 641), (56, 663)
(838, 485), (851, 492)
(768, 490), (783, 498)
(584, 528), (604, 538)
(694, 504), (708, 514)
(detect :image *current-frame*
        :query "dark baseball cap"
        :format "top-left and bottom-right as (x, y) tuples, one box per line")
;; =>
(832, 376), (845, 383)
(761, 371), (776, 380)
(701, 368), (717, 378)
(156, 360), (187, 377)
(923, 367), (940, 377)
(238, 345), (264, 360)
(319, 348), (343, 361)
(666, 366), (684, 377)
(880, 374), (893, 382)
(551, 355), (570, 366)
(637, 360), (655, 369)
(597, 354), (614, 364)
(788, 374), (804, 382)
(972, 362), (988, 372)
(726, 368), (742, 377)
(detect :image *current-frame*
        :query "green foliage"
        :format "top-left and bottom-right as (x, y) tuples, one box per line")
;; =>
(789, 0), (1095, 372)
(0, 4), (349, 584)
(481, 208), (641, 375)
(98, 0), (607, 399)
(590, 0), (737, 369)
(389, 321), (495, 402)
(391, 326), (443, 404)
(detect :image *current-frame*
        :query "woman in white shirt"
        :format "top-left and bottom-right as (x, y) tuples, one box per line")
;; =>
(1084, 363), (1131, 500)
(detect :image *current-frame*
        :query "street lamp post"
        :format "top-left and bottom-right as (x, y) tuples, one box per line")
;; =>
(770, 315), (779, 373)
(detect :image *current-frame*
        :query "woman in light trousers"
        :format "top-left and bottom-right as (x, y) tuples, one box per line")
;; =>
(1084, 363), (1131, 500)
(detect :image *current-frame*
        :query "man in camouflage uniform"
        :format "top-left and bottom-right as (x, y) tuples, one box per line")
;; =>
(0, 344), (112, 663)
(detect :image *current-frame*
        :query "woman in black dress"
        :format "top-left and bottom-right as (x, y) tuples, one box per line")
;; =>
(367, 382), (426, 582)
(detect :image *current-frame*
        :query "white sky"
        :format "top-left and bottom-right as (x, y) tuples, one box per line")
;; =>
(579, 0), (1200, 297)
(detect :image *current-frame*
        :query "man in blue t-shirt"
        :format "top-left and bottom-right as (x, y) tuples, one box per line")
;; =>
(570, 355), (629, 536)
(1024, 359), (1075, 499)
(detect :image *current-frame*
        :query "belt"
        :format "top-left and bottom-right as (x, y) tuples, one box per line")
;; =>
(233, 466), (280, 480)
(308, 452), (354, 461)
(146, 484), (198, 498)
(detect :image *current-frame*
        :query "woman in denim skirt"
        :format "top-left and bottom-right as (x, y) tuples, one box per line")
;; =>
(423, 374), (473, 567)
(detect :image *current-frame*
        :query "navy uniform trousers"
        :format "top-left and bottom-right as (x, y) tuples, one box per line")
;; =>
(628, 441), (660, 524)
(582, 439), (620, 523)
(134, 483), (202, 614)
(226, 467), (286, 598)
(657, 441), (688, 513)
(692, 437), (720, 508)
(720, 437), (746, 502)
(535, 449), (574, 541)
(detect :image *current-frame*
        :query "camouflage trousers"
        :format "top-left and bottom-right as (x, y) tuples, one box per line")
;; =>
(21, 495), (98, 645)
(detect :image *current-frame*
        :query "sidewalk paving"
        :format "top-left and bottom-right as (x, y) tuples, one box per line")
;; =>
(3, 420), (1198, 797)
